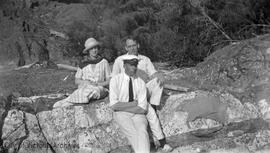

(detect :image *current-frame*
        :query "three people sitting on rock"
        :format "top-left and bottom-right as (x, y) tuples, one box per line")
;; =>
(53, 37), (172, 152)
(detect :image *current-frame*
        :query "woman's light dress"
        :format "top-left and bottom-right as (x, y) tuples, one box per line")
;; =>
(66, 59), (111, 103)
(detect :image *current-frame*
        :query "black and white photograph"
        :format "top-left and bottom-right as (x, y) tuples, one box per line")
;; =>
(0, 0), (270, 153)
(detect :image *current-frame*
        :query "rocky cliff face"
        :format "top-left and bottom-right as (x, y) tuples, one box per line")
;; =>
(1, 35), (270, 153)
(0, 0), (96, 70)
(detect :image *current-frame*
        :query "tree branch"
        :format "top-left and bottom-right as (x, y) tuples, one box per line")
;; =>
(199, 7), (233, 41)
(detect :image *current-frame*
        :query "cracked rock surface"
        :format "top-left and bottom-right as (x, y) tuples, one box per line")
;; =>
(0, 90), (269, 153)
(1, 35), (270, 152)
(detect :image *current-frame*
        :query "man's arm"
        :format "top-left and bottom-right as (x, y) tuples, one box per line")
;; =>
(145, 57), (165, 86)
(111, 101), (146, 114)
(111, 57), (122, 77)
(110, 75), (147, 114)
(111, 101), (137, 111)
(150, 72), (165, 86)
(136, 79), (148, 112)
(121, 106), (146, 114)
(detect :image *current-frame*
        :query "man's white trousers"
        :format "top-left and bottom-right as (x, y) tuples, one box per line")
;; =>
(114, 111), (150, 153)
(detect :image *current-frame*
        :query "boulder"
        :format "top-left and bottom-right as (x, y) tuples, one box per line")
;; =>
(166, 35), (270, 106)
(37, 99), (128, 153)
(1, 95), (129, 153)
(158, 91), (261, 137)
(2, 109), (27, 153)
(1, 109), (52, 153)
(2, 89), (269, 152)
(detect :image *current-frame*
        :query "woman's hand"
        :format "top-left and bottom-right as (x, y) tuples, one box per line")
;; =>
(87, 80), (98, 86)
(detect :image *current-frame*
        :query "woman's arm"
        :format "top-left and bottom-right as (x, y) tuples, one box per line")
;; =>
(75, 78), (97, 86)
(74, 67), (94, 86)
(97, 59), (112, 87)
(97, 78), (111, 87)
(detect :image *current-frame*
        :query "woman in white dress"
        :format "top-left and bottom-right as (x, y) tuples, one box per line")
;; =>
(53, 38), (111, 108)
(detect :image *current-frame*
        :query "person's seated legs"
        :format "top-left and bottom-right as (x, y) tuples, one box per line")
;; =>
(146, 79), (173, 152)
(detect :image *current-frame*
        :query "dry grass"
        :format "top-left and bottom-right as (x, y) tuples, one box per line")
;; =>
(0, 68), (77, 97)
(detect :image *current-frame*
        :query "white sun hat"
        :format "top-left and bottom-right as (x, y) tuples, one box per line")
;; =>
(82, 38), (100, 53)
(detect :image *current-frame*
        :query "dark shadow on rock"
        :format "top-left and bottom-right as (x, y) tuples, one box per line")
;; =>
(158, 89), (184, 111)
(180, 95), (228, 126)
(0, 95), (12, 152)
(190, 126), (224, 138)
(166, 118), (269, 148)
(71, 96), (110, 106)
(12, 95), (110, 116)
(13, 97), (65, 114)
(109, 145), (133, 153)
(0, 94), (29, 153)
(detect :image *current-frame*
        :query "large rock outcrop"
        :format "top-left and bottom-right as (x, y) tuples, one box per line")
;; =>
(1, 91), (269, 153)
(163, 34), (270, 152)
(0, 1), (94, 70)
(1, 95), (128, 153)
(1, 34), (270, 153)
(166, 34), (270, 107)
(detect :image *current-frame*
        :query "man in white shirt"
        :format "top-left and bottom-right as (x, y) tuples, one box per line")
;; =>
(112, 36), (172, 151)
(110, 55), (150, 153)
(112, 37), (165, 108)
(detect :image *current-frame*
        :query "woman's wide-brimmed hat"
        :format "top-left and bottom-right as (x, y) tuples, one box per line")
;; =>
(82, 38), (100, 54)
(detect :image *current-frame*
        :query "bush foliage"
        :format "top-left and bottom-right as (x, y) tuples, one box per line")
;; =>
(65, 0), (270, 66)
(2, 0), (270, 66)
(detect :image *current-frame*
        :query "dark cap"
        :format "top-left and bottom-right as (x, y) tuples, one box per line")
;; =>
(124, 59), (139, 66)
(122, 55), (139, 66)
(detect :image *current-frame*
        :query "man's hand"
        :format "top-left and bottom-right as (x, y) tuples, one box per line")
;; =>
(131, 100), (138, 106)
(152, 72), (165, 87)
